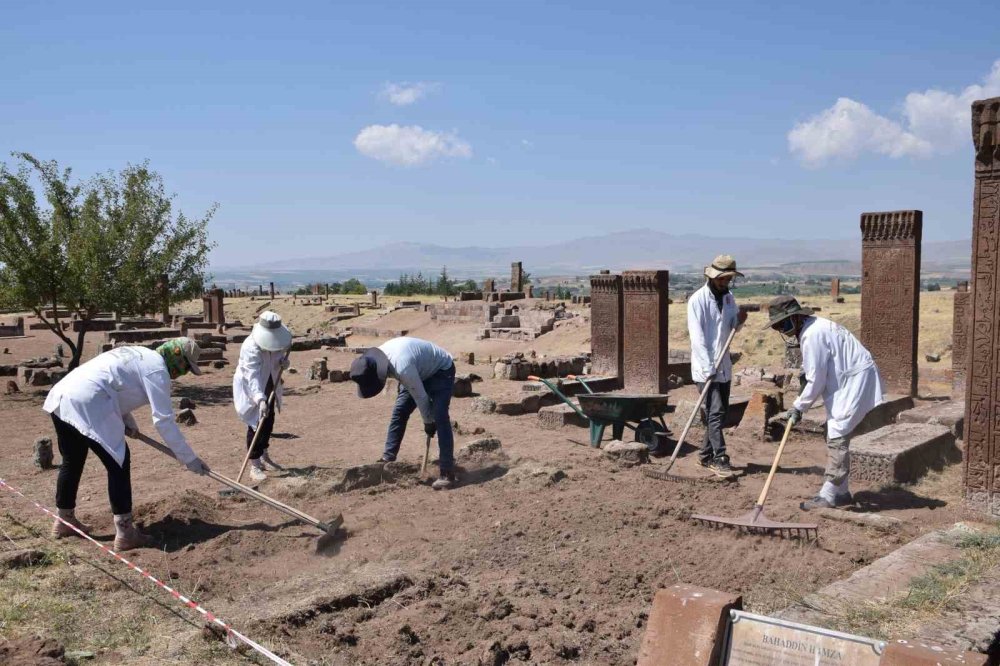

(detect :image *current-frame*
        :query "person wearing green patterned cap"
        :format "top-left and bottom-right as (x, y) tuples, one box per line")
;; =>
(43, 338), (211, 551)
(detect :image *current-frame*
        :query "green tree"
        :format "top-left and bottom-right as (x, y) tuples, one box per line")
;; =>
(0, 153), (215, 369)
(341, 277), (367, 295)
(437, 266), (454, 296)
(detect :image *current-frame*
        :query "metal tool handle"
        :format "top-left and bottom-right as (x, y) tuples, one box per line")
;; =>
(527, 375), (589, 420)
(236, 352), (289, 483)
(565, 375), (595, 394)
(756, 419), (794, 508)
(138, 433), (329, 531)
(661, 327), (738, 472)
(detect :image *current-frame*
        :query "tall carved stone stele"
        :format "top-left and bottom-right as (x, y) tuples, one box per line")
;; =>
(964, 96), (1000, 516)
(589, 273), (623, 382)
(622, 270), (669, 393)
(952, 281), (970, 398)
(510, 262), (523, 293)
(860, 209), (922, 397)
(830, 277), (841, 299)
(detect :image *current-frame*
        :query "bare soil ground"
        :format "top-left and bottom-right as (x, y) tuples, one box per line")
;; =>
(0, 290), (975, 664)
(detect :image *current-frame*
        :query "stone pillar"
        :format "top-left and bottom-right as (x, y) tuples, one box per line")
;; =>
(953, 281), (970, 398)
(965, 96), (1000, 517)
(510, 262), (523, 292)
(830, 277), (841, 299)
(622, 270), (670, 393)
(590, 273), (623, 381)
(269, 282), (275, 299)
(370, 290), (378, 306)
(860, 210), (922, 397)
(484, 278), (495, 293)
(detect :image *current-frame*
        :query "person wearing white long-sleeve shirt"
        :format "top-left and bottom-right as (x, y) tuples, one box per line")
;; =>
(766, 296), (885, 510)
(687, 254), (748, 475)
(232, 311), (291, 481)
(42, 338), (210, 551)
(350, 337), (457, 490)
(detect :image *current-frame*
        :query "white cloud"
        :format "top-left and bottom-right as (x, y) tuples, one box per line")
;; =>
(380, 81), (439, 106)
(353, 124), (472, 166)
(789, 60), (1000, 167)
(521, 139), (535, 149)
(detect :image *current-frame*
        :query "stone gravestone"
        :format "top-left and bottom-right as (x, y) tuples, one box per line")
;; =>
(830, 277), (841, 299)
(589, 273), (623, 382)
(860, 210), (922, 397)
(510, 262), (523, 293)
(953, 280), (970, 398)
(269, 282), (275, 299)
(202, 289), (225, 325)
(965, 97), (1000, 517)
(622, 270), (670, 393)
(483, 278), (495, 293)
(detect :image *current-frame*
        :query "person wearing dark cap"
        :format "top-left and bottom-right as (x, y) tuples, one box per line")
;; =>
(688, 254), (748, 475)
(765, 296), (884, 510)
(350, 336), (457, 490)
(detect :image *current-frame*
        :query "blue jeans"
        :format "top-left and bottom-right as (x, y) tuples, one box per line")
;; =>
(383, 365), (455, 472)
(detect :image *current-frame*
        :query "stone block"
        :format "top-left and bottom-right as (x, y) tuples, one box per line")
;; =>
(328, 369), (348, 383)
(879, 640), (987, 665)
(457, 438), (502, 457)
(309, 358), (329, 381)
(738, 388), (783, 439)
(176, 408), (198, 426)
(602, 439), (648, 466)
(538, 403), (589, 430)
(850, 423), (959, 485)
(452, 375), (473, 398)
(495, 401), (523, 416)
(471, 397), (496, 414)
(637, 584), (742, 666)
(33, 438), (54, 469)
(897, 400), (965, 439)
(519, 394), (541, 413)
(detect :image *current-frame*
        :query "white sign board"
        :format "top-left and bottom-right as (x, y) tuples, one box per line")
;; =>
(724, 610), (885, 666)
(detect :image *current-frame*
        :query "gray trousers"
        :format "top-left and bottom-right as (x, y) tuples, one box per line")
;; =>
(696, 380), (730, 461)
(825, 436), (851, 486)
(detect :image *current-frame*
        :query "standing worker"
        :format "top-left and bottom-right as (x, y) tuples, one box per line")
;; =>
(42, 339), (211, 551)
(349, 336), (457, 490)
(765, 295), (884, 510)
(232, 311), (292, 482)
(688, 254), (747, 476)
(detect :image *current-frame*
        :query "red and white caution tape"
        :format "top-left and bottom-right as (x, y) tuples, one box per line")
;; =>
(0, 478), (292, 666)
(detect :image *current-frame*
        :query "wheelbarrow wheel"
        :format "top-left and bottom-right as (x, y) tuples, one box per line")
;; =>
(635, 419), (667, 450)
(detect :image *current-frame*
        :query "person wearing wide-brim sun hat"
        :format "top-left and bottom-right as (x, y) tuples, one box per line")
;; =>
(42, 338), (211, 551)
(687, 254), (748, 476)
(232, 311), (292, 481)
(764, 295), (885, 511)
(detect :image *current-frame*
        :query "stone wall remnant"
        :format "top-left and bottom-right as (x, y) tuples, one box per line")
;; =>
(964, 96), (1000, 516)
(589, 273), (623, 381)
(860, 209), (922, 397)
(510, 262), (523, 293)
(622, 270), (670, 393)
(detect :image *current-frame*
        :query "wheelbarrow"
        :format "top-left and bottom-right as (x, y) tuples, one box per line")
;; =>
(529, 375), (671, 449)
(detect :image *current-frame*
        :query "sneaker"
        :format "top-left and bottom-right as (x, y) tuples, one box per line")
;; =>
(112, 513), (150, 552)
(51, 511), (91, 539)
(431, 472), (457, 491)
(260, 452), (283, 471)
(377, 455), (396, 464)
(799, 495), (835, 511)
(249, 464), (267, 482)
(706, 455), (733, 477)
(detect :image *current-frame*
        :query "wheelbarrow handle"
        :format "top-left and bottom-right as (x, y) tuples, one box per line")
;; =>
(565, 375), (595, 394)
(527, 376), (589, 421)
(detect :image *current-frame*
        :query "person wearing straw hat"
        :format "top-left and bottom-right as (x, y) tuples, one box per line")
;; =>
(42, 338), (211, 551)
(764, 295), (884, 510)
(349, 336), (457, 490)
(233, 311), (292, 481)
(688, 254), (748, 475)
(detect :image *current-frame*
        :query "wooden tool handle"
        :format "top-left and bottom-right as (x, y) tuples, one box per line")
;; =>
(756, 419), (794, 507)
(236, 357), (287, 483)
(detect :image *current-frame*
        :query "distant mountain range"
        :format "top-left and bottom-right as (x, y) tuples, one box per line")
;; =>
(218, 229), (970, 279)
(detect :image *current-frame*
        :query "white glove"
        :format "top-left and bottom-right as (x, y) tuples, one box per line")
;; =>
(185, 457), (210, 475)
(258, 398), (270, 420)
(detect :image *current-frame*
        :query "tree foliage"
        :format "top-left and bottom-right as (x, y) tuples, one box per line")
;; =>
(0, 153), (215, 369)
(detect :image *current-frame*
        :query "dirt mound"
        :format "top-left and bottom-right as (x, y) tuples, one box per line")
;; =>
(0, 635), (65, 665)
(134, 490), (220, 525)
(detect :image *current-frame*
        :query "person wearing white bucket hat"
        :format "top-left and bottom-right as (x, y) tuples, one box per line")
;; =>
(688, 254), (748, 476)
(232, 311), (292, 480)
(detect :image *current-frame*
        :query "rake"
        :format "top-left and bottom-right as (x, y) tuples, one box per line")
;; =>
(691, 419), (818, 540)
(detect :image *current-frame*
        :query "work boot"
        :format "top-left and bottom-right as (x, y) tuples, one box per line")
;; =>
(260, 452), (283, 471)
(377, 454), (396, 464)
(706, 454), (732, 477)
(249, 460), (267, 482)
(431, 471), (457, 491)
(51, 509), (91, 539)
(113, 513), (150, 552)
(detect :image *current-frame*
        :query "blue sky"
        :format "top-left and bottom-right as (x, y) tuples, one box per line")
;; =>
(2, 1), (997, 267)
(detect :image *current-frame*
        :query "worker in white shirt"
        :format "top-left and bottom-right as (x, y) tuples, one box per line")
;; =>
(42, 338), (210, 551)
(765, 296), (885, 510)
(688, 254), (748, 476)
(232, 311), (292, 481)
(349, 337), (457, 490)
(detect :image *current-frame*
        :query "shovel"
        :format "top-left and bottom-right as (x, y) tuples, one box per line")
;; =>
(138, 433), (343, 539)
(690, 420), (818, 540)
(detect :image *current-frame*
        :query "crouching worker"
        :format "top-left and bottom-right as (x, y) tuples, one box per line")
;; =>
(232, 311), (292, 481)
(350, 337), (457, 490)
(765, 296), (884, 510)
(42, 339), (211, 551)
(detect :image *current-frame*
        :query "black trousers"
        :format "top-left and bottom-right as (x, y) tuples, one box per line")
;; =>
(246, 377), (275, 459)
(52, 414), (132, 515)
(696, 380), (731, 462)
